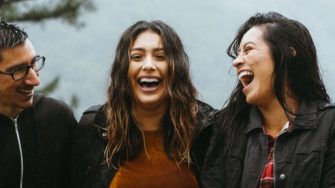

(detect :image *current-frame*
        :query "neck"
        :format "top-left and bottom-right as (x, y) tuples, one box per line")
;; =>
(0, 106), (22, 118)
(258, 97), (298, 137)
(134, 104), (167, 131)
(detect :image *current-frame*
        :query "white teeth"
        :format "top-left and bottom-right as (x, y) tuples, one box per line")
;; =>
(238, 71), (254, 80)
(139, 77), (159, 83)
(18, 89), (33, 94)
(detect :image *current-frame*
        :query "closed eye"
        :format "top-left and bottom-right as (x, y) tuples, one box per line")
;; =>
(155, 53), (166, 61)
(244, 46), (253, 53)
(130, 54), (143, 61)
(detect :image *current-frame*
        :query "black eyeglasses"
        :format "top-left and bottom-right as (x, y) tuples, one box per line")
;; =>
(0, 55), (45, 81)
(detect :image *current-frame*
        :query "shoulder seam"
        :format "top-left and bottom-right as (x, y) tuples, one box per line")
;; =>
(320, 103), (335, 110)
(83, 105), (103, 114)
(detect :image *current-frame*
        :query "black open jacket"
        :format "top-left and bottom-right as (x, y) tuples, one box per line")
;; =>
(70, 100), (217, 188)
(0, 94), (77, 188)
(201, 100), (335, 188)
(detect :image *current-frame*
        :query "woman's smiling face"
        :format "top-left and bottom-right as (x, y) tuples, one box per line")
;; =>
(128, 30), (168, 111)
(233, 26), (276, 107)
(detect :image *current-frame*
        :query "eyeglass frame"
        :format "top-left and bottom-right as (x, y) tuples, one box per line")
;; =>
(0, 55), (45, 81)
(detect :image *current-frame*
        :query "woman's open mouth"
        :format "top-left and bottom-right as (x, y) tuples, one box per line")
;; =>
(238, 70), (254, 87)
(137, 77), (161, 91)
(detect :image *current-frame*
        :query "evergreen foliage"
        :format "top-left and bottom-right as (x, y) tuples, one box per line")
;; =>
(0, 0), (95, 110)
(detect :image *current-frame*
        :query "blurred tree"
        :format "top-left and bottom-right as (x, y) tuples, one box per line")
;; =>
(36, 75), (60, 96)
(0, 0), (95, 110)
(0, 0), (95, 28)
(36, 76), (79, 110)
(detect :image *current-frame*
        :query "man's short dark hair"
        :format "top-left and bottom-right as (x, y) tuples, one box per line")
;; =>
(0, 18), (28, 62)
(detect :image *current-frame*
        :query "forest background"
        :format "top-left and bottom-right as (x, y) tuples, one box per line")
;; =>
(1, 0), (334, 117)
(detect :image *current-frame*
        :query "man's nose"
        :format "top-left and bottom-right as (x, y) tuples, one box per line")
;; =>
(24, 68), (40, 86)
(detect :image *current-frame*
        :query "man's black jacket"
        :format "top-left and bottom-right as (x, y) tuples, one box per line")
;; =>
(0, 94), (77, 188)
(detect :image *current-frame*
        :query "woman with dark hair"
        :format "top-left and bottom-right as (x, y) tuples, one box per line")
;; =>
(70, 20), (215, 188)
(202, 12), (335, 188)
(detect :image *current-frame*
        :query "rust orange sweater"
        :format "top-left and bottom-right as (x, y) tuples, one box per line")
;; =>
(109, 130), (198, 188)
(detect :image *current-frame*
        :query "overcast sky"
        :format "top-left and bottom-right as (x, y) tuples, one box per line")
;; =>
(21, 0), (335, 117)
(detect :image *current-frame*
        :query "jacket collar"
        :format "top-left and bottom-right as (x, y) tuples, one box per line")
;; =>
(0, 94), (42, 123)
(244, 100), (321, 134)
(0, 106), (34, 124)
(244, 107), (263, 134)
(293, 100), (320, 130)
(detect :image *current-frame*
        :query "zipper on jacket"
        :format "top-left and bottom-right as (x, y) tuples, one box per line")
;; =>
(13, 117), (24, 188)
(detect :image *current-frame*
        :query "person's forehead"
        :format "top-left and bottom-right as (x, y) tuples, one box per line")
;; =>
(0, 40), (36, 67)
(132, 31), (162, 47)
(241, 26), (265, 43)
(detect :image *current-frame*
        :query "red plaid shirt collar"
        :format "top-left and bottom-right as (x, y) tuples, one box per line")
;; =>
(258, 121), (291, 188)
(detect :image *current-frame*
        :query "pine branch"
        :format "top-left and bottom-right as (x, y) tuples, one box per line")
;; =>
(0, 0), (95, 27)
(36, 75), (60, 96)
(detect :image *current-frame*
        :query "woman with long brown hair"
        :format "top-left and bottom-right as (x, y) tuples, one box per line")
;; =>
(71, 20), (215, 188)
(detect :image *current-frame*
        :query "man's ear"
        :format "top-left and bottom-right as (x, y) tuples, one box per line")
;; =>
(290, 47), (297, 57)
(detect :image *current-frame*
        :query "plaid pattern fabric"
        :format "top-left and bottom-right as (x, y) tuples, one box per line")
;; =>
(258, 122), (290, 188)
(258, 134), (275, 188)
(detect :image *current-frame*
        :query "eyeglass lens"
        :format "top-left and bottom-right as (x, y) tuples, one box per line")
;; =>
(13, 56), (44, 80)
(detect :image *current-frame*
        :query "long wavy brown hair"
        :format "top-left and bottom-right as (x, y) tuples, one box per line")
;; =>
(105, 20), (198, 167)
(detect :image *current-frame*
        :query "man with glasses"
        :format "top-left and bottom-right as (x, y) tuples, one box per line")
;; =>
(0, 18), (77, 188)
